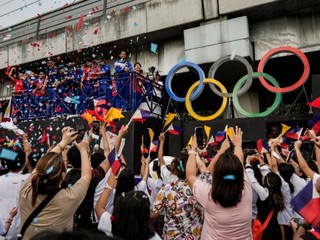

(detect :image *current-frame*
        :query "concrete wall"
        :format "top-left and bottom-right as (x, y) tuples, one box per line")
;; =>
(184, 16), (253, 64)
(251, 13), (320, 60)
(203, 0), (219, 19)
(0, 0), (204, 69)
(219, 0), (280, 14)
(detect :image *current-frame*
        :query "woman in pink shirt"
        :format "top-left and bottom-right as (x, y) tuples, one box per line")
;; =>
(186, 127), (253, 240)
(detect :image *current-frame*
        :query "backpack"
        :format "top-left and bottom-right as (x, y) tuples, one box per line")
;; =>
(252, 210), (274, 240)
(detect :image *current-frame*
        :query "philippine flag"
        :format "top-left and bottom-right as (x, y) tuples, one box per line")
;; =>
(256, 139), (270, 154)
(291, 180), (320, 229)
(215, 130), (225, 142)
(149, 140), (159, 152)
(166, 124), (182, 135)
(285, 127), (303, 140)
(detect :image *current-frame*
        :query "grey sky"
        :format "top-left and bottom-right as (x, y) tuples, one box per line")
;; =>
(0, 0), (76, 30)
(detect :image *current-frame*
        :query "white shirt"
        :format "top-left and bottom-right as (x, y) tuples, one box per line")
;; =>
(245, 167), (269, 219)
(0, 172), (29, 240)
(260, 165), (293, 225)
(160, 165), (178, 185)
(291, 173), (307, 198)
(94, 170), (148, 214)
(0, 219), (5, 236)
(98, 211), (161, 240)
(147, 177), (163, 205)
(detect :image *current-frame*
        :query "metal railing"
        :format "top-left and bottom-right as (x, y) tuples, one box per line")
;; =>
(9, 72), (164, 121)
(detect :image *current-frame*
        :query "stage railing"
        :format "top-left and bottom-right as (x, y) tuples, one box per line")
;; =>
(10, 72), (165, 121)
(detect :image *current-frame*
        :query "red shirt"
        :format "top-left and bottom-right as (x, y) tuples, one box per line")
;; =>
(12, 78), (24, 93)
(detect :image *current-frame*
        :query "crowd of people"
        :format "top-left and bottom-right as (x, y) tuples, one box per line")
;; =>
(5, 50), (163, 121)
(0, 118), (319, 240)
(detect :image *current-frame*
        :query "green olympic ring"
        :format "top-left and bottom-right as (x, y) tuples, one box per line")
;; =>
(232, 72), (282, 117)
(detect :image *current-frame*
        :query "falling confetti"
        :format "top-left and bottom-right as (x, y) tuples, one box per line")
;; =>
(76, 15), (85, 32)
(150, 43), (158, 54)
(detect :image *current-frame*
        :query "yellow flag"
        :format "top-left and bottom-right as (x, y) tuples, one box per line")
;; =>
(81, 112), (94, 123)
(187, 136), (193, 146)
(279, 123), (291, 137)
(148, 128), (154, 142)
(104, 107), (124, 123)
(162, 113), (176, 131)
(204, 125), (211, 140)
(226, 127), (234, 138)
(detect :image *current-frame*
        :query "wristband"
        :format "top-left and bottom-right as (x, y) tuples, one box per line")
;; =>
(104, 184), (114, 191)
(245, 164), (252, 169)
(188, 150), (197, 155)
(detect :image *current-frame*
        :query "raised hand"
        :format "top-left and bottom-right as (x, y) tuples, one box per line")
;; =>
(229, 126), (243, 147)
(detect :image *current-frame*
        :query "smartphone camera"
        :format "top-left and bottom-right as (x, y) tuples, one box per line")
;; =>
(195, 127), (205, 148)
(152, 160), (159, 172)
(75, 124), (86, 143)
(92, 121), (100, 135)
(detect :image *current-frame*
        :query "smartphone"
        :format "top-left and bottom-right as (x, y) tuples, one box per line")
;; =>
(75, 124), (85, 132)
(195, 127), (205, 148)
(152, 160), (159, 172)
(92, 121), (100, 135)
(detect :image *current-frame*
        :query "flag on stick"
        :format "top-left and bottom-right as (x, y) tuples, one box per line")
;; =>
(165, 124), (182, 135)
(2, 97), (12, 122)
(307, 97), (320, 108)
(141, 136), (148, 154)
(291, 181), (320, 229)
(127, 108), (151, 126)
(149, 140), (159, 152)
(162, 113), (176, 131)
(256, 139), (270, 154)
(204, 125), (211, 141)
(285, 127), (303, 140)
(207, 135), (217, 146)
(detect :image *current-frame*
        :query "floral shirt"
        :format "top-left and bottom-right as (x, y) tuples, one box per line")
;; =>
(152, 179), (203, 240)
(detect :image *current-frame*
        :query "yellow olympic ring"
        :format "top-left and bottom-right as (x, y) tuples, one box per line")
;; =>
(185, 78), (228, 121)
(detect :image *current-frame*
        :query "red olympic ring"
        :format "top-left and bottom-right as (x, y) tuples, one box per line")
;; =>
(257, 46), (310, 93)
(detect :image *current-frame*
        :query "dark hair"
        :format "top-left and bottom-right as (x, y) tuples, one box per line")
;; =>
(264, 172), (284, 211)
(211, 152), (244, 207)
(0, 149), (26, 171)
(114, 168), (135, 207)
(28, 152), (43, 169)
(91, 152), (105, 168)
(31, 152), (66, 206)
(67, 146), (81, 168)
(134, 62), (141, 68)
(170, 154), (188, 179)
(112, 191), (155, 240)
(118, 50), (128, 59)
(278, 163), (294, 193)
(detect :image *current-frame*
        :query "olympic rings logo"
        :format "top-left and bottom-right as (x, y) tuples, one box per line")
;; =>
(165, 46), (310, 121)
